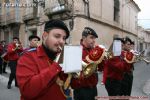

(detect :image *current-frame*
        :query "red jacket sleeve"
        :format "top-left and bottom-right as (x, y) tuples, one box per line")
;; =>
(16, 53), (62, 99)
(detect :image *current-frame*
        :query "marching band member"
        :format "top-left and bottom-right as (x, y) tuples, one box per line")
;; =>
(16, 20), (70, 100)
(28, 35), (40, 48)
(104, 37), (128, 96)
(21, 35), (41, 55)
(7, 37), (23, 89)
(121, 37), (135, 96)
(1, 40), (8, 73)
(71, 27), (105, 100)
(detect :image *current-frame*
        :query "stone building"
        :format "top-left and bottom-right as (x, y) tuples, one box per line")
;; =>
(137, 26), (150, 52)
(0, 0), (141, 50)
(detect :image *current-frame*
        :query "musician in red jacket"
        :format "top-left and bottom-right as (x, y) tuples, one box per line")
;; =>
(22, 35), (41, 55)
(16, 20), (70, 100)
(121, 37), (135, 96)
(7, 37), (23, 89)
(71, 27), (105, 100)
(104, 38), (130, 96)
(0, 40), (8, 73)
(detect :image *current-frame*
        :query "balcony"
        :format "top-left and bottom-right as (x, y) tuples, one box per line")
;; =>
(22, 13), (35, 21)
(44, 4), (72, 17)
(0, 14), (7, 26)
(0, 9), (22, 26)
(7, 10), (21, 25)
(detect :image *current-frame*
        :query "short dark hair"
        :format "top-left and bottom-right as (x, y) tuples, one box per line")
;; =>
(123, 37), (132, 44)
(13, 37), (19, 40)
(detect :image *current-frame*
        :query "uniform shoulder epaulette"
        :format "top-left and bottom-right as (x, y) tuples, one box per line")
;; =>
(20, 48), (37, 56)
(27, 48), (37, 52)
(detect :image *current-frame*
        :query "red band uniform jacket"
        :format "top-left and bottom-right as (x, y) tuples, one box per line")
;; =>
(16, 46), (66, 100)
(71, 44), (103, 89)
(103, 51), (132, 83)
(7, 43), (23, 61)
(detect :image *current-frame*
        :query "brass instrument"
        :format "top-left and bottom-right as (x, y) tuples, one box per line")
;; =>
(72, 61), (98, 78)
(15, 43), (22, 48)
(16, 43), (20, 47)
(55, 46), (72, 98)
(124, 50), (150, 64)
(133, 51), (150, 64)
(73, 45), (110, 78)
(82, 61), (98, 78)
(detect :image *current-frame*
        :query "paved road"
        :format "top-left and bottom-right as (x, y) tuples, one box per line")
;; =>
(0, 61), (150, 100)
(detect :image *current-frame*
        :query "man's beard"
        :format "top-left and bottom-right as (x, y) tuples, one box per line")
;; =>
(42, 43), (57, 61)
(42, 36), (59, 60)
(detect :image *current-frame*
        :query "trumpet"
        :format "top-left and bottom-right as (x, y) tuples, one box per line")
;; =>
(16, 43), (20, 47)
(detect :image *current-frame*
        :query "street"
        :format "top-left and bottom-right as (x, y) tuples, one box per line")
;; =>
(0, 61), (150, 100)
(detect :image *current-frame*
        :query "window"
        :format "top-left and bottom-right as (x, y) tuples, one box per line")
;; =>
(135, 16), (138, 29)
(114, 0), (120, 22)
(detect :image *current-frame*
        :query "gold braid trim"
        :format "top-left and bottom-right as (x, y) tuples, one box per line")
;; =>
(124, 52), (136, 63)
(86, 50), (105, 64)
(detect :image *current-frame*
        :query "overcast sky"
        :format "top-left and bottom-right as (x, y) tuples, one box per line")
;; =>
(134, 0), (150, 29)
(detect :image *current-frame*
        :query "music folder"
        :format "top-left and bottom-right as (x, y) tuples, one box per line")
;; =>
(61, 45), (82, 73)
(113, 40), (122, 56)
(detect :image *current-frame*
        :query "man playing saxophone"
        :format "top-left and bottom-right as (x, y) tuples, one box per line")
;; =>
(71, 27), (105, 100)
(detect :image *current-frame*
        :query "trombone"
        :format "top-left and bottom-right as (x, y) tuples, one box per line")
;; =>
(123, 50), (150, 64)
(133, 50), (150, 64)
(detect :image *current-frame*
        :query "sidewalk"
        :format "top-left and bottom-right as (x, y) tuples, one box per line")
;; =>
(143, 79), (150, 95)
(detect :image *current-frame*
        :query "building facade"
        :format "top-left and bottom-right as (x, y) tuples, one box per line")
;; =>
(137, 26), (150, 52)
(0, 0), (141, 50)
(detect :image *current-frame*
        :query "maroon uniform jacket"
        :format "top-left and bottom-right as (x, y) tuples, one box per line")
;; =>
(16, 46), (66, 100)
(71, 44), (103, 89)
(7, 43), (23, 61)
(103, 52), (132, 83)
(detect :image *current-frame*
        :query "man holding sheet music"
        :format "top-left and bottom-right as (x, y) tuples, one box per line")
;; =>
(16, 20), (70, 100)
(71, 27), (105, 100)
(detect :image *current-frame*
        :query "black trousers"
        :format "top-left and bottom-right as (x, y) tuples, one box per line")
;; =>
(3, 61), (8, 72)
(8, 60), (18, 86)
(73, 86), (97, 100)
(105, 78), (122, 96)
(121, 72), (133, 96)
(0, 57), (2, 74)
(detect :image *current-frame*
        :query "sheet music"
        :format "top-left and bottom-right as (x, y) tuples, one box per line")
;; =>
(63, 45), (82, 73)
(113, 40), (122, 56)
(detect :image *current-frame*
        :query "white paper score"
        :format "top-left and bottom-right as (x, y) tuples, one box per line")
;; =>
(63, 45), (82, 73)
